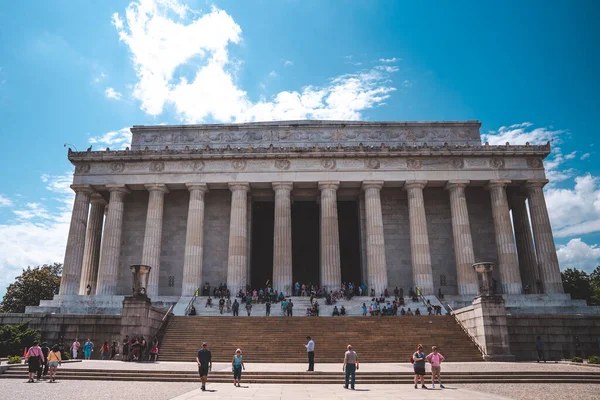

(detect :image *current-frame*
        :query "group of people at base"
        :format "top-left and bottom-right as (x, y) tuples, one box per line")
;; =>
(412, 344), (446, 389)
(24, 341), (62, 383)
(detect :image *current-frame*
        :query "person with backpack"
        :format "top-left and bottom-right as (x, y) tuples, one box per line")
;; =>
(412, 344), (427, 389)
(38, 342), (50, 380)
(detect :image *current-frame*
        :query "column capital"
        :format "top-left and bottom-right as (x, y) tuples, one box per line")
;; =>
(186, 183), (209, 193)
(404, 180), (427, 190)
(525, 179), (549, 189)
(228, 182), (250, 192)
(70, 184), (94, 194)
(487, 179), (511, 190)
(106, 184), (131, 194)
(145, 183), (169, 194)
(361, 180), (384, 191)
(272, 182), (293, 191)
(318, 181), (340, 191)
(445, 180), (470, 191)
(90, 193), (107, 206)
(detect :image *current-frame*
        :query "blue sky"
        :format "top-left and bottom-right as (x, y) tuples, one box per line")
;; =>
(0, 0), (599, 297)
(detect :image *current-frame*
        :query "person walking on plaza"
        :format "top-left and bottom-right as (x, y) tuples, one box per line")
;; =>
(25, 341), (44, 383)
(101, 341), (110, 360)
(536, 336), (546, 362)
(71, 338), (80, 359)
(304, 336), (315, 371)
(426, 346), (445, 388)
(232, 348), (245, 387)
(343, 344), (359, 390)
(83, 338), (94, 360)
(196, 342), (212, 391)
(38, 342), (50, 380)
(122, 335), (130, 361)
(47, 345), (61, 383)
(412, 344), (427, 389)
(245, 301), (252, 316)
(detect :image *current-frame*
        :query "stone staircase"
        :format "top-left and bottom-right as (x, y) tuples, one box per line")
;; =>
(158, 315), (483, 362)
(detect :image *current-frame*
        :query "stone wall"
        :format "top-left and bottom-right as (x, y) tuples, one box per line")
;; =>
(118, 190), (148, 295)
(202, 189), (231, 288)
(159, 190), (188, 296)
(381, 188), (411, 291)
(507, 315), (600, 360)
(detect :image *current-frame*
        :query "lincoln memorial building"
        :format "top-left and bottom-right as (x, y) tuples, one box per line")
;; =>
(48, 120), (564, 312)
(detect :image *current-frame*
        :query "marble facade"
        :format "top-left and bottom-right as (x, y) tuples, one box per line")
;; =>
(55, 120), (562, 303)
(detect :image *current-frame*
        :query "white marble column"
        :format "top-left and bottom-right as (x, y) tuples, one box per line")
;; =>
(78, 193), (106, 295)
(96, 185), (130, 295)
(227, 183), (250, 294)
(446, 180), (478, 296)
(487, 180), (522, 294)
(59, 185), (93, 296)
(272, 182), (293, 296)
(526, 179), (564, 294)
(142, 184), (169, 298)
(405, 181), (434, 295)
(362, 181), (388, 296)
(319, 181), (342, 291)
(510, 192), (540, 293)
(181, 184), (208, 296)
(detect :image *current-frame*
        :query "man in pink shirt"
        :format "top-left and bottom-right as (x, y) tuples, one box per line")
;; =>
(25, 341), (45, 383)
(426, 346), (445, 389)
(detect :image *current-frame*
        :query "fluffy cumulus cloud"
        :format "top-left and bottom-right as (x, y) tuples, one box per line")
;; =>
(105, 87), (123, 100)
(0, 173), (73, 297)
(0, 194), (13, 207)
(557, 239), (600, 273)
(88, 127), (132, 150)
(112, 0), (397, 123)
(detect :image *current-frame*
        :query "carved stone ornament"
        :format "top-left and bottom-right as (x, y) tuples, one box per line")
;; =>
(274, 159), (291, 170)
(490, 158), (506, 169)
(149, 161), (165, 172)
(466, 159), (488, 167)
(450, 158), (465, 169)
(526, 158), (543, 168)
(407, 159), (423, 169)
(321, 159), (336, 170)
(232, 160), (247, 171)
(75, 164), (91, 174)
(191, 161), (205, 171)
(110, 162), (125, 173)
(365, 159), (381, 170)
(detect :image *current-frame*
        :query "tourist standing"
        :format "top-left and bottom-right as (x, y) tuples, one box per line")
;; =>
(266, 300), (271, 316)
(287, 299), (294, 316)
(38, 342), (50, 379)
(47, 345), (61, 383)
(343, 344), (359, 390)
(232, 299), (239, 316)
(101, 341), (110, 360)
(71, 338), (80, 359)
(122, 335), (130, 361)
(362, 303), (367, 316)
(304, 336), (315, 371)
(245, 301), (252, 316)
(412, 344), (427, 389)
(25, 341), (44, 383)
(536, 336), (546, 362)
(232, 348), (245, 387)
(83, 338), (94, 360)
(196, 342), (212, 391)
(110, 341), (118, 360)
(426, 346), (445, 388)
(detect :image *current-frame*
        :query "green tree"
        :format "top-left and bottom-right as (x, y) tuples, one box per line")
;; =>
(0, 323), (40, 357)
(0, 263), (62, 313)
(561, 268), (593, 304)
(589, 266), (600, 305)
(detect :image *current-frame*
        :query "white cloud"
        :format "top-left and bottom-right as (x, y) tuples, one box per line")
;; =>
(375, 65), (399, 73)
(0, 173), (73, 298)
(88, 127), (132, 150)
(283, 60), (293, 67)
(113, 0), (397, 123)
(105, 87), (123, 100)
(93, 72), (107, 84)
(402, 80), (412, 88)
(0, 194), (12, 207)
(379, 57), (400, 63)
(581, 153), (591, 160)
(565, 151), (577, 160)
(268, 70), (277, 78)
(557, 239), (600, 273)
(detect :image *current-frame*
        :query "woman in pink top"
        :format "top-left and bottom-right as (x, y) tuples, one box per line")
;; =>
(426, 346), (445, 389)
(26, 341), (45, 383)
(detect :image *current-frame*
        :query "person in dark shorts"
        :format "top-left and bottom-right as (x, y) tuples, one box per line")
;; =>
(196, 342), (212, 391)
(25, 341), (44, 383)
(412, 344), (427, 389)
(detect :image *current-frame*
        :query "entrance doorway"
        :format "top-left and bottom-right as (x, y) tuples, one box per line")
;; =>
(338, 201), (362, 285)
(250, 202), (274, 289)
(292, 201), (320, 285)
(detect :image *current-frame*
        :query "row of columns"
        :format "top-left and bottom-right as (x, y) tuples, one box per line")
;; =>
(59, 178), (563, 298)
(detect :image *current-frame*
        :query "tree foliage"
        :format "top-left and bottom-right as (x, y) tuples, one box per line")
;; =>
(561, 266), (600, 306)
(0, 323), (40, 357)
(0, 263), (62, 313)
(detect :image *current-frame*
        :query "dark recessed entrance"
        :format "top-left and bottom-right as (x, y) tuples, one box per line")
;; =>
(338, 201), (362, 285)
(250, 202), (274, 289)
(292, 201), (320, 285)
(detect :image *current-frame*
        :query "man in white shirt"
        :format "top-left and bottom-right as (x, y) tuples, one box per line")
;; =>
(304, 336), (315, 371)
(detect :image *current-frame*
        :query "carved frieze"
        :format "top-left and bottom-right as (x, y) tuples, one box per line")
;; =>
(450, 158), (465, 169)
(75, 164), (90, 174)
(526, 158), (543, 168)
(110, 162), (125, 173)
(365, 159), (381, 170)
(490, 158), (506, 169)
(407, 159), (422, 169)
(190, 161), (205, 171)
(232, 160), (247, 171)
(274, 159), (291, 170)
(321, 159), (336, 170)
(466, 159), (488, 167)
(149, 161), (165, 172)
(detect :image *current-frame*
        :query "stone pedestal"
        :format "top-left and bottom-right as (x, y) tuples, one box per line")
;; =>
(472, 296), (514, 361)
(120, 296), (153, 340)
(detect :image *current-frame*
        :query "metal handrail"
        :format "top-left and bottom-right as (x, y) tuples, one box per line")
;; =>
(447, 304), (487, 357)
(184, 288), (199, 316)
